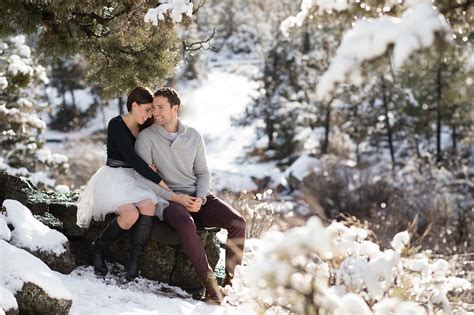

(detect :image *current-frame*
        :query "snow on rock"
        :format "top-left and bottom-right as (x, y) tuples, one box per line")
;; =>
(0, 214), (11, 241)
(2, 199), (68, 256)
(0, 240), (72, 300)
(55, 185), (70, 193)
(0, 284), (18, 315)
(285, 154), (321, 181)
(145, 0), (193, 25)
(315, 3), (451, 101)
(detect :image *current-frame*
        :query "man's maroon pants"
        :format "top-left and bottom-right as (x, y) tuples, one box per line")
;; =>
(163, 194), (246, 277)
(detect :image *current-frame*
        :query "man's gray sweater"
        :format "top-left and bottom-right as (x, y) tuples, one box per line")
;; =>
(134, 119), (211, 218)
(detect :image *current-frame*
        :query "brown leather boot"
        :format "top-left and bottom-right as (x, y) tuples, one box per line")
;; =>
(202, 272), (223, 304)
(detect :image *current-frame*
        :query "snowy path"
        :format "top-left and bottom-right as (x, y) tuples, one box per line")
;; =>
(177, 68), (284, 192)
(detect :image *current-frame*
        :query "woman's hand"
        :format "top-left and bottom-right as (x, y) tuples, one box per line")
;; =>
(159, 180), (172, 192)
(149, 163), (158, 172)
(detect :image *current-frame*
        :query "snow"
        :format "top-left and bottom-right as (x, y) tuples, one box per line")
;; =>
(0, 240), (72, 300)
(0, 284), (17, 314)
(0, 76), (7, 89)
(145, 0), (193, 25)
(226, 217), (471, 313)
(390, 230), (410, 252)
(284, 154), (321, 181)
(373, 298), (426, 315)
(45, 86), (97, 112)
(59, 266), (239, 315)
(7, 54), (33, 76)
(0, 215), (11, 242)
(179, 70), (259, 137)
(337, 293), (372, 315)
(314, 3), (451, 101)
(55, 185), (70, 193)
(2, 200), (68, 256)
(280, 0), (352, 37)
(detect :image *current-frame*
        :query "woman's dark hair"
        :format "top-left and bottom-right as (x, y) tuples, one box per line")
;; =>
(126, 86), (153, 112)
(154, 87), (181, 107)
(127, 86), (154, 130)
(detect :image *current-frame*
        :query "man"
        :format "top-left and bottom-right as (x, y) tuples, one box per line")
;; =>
(134, 87), (246, 304)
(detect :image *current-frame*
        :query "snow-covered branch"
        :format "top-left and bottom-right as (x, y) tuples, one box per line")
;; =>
(144, 0), (194, 25)
(316, 3), (451, 101)
(281, 2), (452, 101)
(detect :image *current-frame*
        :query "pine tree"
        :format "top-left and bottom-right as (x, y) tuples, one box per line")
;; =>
(0, 1), (184, 97)
(0, 35), (68, 189)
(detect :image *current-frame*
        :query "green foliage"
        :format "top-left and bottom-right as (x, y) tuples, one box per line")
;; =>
(0, 1), (182, 97)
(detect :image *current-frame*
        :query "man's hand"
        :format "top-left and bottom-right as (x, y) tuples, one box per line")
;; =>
(186, 198), (203, 213)
(172, 194), (200, 212)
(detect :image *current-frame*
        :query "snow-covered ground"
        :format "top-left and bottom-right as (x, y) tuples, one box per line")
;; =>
(60, 266), (232, 315)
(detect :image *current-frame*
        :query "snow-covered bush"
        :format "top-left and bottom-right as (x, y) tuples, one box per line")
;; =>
(220, 190), (277, 239)
(226, 217), (471, 314)
(0, 35), (69, 189)
(299, 155), (473, 255)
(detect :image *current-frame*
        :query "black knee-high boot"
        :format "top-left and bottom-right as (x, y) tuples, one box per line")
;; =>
(125, 215), (154, 281)
(92, 217), (127, 276)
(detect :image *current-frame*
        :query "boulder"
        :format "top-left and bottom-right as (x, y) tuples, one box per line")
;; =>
(14, 282), (71, 315)
(85, 215), (221, 290)
(3, 202), (77, 274)
(0, 172), (222, 291)
(4, 308), (18, 315)
(27, 245), (76, 275)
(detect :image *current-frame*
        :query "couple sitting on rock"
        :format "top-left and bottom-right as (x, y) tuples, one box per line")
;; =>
(76, 86), (246, 304)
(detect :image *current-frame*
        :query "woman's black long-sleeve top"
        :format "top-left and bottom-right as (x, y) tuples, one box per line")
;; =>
(106, 115), (163, 184)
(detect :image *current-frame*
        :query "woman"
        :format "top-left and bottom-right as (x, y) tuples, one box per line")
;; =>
(76, 86), (169, 281)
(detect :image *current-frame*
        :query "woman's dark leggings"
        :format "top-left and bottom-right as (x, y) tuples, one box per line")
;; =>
(163, 194), (246, 277)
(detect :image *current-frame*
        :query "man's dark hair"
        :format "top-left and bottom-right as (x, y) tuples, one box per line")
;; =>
(127, 86), (153, 112)
(154, 87), (181, 107)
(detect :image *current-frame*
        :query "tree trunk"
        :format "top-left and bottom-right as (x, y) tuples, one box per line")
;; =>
(354, 104), (360, 165)
(117, 96), (125, 114)
(322, 99), (333, 155)
(436, 65), (443, 162)
(452, 122), (457, 155)
(69, 88), (76, 110)
(415, 136), (421, 158)
(265, 116), (275, 149)
(302, 24), (311, 54)
(381, 75), (396, 169)
(61, 84), (67, 110)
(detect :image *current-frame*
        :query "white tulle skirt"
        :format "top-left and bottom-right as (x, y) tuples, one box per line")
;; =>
(76, 166), (169, 228)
